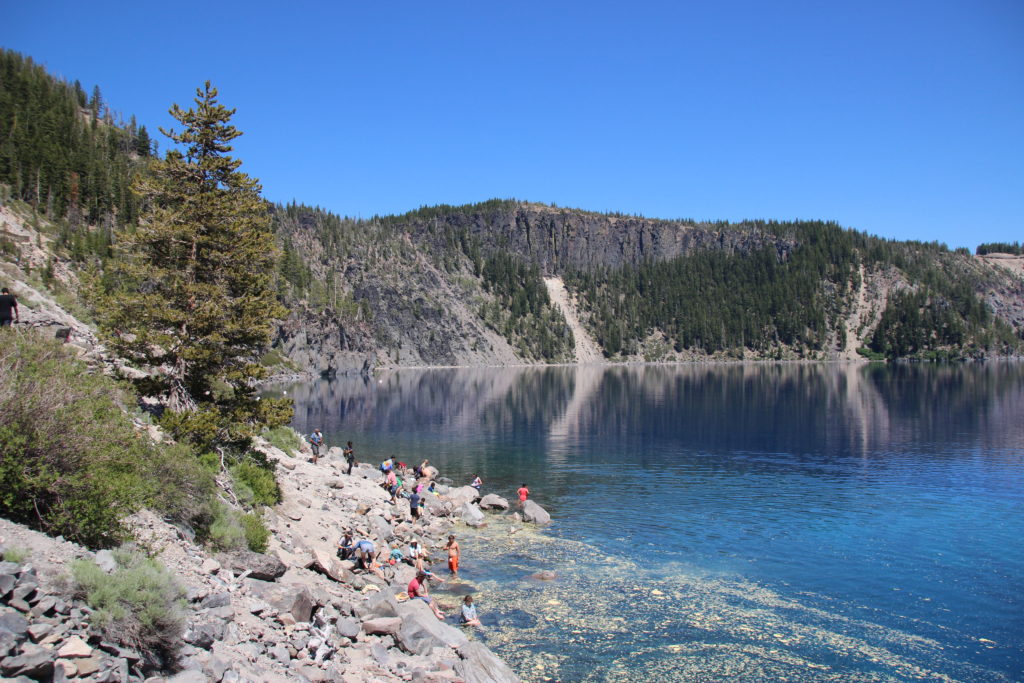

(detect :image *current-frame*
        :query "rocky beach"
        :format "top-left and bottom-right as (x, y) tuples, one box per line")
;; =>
(0, 436), (541, 682)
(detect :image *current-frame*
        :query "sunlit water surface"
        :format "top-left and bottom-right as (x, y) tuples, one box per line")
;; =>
(272, 363), (1024, 682)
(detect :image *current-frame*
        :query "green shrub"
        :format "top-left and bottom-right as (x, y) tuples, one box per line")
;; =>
(206, 502), (246, 552)
(0, 332), (218, 547)
(1, 546), (28, 564)
(204, 502), (269, 552)
(70, 548), (186, 670)
(0, 333), (152, 546)
(263, 425), (304, 455)
(241, 512), (269, 553)
(230, 460), (281, 506)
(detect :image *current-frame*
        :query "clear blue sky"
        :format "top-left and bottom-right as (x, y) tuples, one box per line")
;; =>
(4, 1), (1022, 249)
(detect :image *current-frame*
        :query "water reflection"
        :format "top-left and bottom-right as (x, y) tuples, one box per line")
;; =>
(273, 361), (1024, 464)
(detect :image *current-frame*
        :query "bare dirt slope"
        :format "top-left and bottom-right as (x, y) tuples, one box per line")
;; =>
(543, 277), (604, 364)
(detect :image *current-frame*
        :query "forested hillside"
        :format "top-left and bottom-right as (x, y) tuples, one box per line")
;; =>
(2, 49), (1022, 375)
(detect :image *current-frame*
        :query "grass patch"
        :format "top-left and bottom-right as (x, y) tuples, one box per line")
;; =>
(1, 546), (29, 564)
(71, 548), (186, 671)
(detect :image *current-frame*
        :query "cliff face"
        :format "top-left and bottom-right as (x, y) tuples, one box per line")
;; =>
(404, 202), (795, 273)
(270, 202), (804, 374)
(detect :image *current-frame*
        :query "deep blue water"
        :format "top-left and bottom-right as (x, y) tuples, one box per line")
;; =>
(274, 363), (1024, 681)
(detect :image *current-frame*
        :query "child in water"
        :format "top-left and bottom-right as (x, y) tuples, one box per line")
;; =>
(461, 595), (481, 627)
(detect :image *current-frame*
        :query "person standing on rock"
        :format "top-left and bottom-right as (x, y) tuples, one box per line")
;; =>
(409, 487), (422, 522)
(444, 534), (460, 578)
(517, 483), (530, 506)
(343, 441), (356, 474)
(0, 287), (19, 327)
(408, 571), (445, 620)
(308, 428), (324, 464)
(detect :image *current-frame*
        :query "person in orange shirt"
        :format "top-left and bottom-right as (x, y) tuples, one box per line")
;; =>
(517, 483), (530, 506)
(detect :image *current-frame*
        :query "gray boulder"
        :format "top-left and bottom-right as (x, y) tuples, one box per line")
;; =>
(244, 580), (315, 622)
(361, 617), (402, 636)
(459, 503), (485, 527)
(335, 617), (360, 639)
(221, 550), (286, 581)
(456, 641), (522, 683)
(94, 549), (118, 573)
(369, 514), (395, 543)
(521, 500), (551, 525)
(396, 600), (468, 655)
(0, 610), (29, 637)
(1, 643), (55, 679)
(184, 619), (226, 650)
(447, 486), (481, 508)
(478, 494), (509, 511)
(352, 591), (400, 621)
(422, 495), (448, 515)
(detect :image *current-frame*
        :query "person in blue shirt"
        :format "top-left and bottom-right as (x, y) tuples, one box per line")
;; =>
(308, 429), (324, 464)
(461, 595), (481, 627)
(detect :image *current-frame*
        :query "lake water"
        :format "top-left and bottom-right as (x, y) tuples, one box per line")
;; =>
(275, 363), (1024, 682)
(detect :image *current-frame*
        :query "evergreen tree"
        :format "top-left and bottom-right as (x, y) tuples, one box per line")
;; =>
(97, 82), (290, 446)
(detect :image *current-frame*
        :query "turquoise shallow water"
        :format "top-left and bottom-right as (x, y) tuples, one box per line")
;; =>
(273, 363), (1024, 681)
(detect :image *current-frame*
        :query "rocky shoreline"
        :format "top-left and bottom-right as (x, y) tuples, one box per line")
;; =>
(0, 438), (547, 682)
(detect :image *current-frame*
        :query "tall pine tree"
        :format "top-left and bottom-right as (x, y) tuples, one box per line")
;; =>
(98, 82), (290, 446)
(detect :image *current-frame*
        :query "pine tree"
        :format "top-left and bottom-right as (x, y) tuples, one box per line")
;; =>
(97, 82), (290, 445)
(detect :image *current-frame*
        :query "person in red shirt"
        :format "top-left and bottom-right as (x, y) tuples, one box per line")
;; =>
(517, 484), (530, 506)
(408, 571), (445, 619)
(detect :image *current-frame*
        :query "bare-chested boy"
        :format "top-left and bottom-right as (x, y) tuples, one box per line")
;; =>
(444, 534), (460, 578)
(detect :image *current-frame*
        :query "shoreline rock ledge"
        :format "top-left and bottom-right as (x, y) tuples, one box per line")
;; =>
(0, 436), (526, 682)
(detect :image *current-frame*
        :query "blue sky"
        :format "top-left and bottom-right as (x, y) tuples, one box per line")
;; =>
(4, 1), (1022, 248)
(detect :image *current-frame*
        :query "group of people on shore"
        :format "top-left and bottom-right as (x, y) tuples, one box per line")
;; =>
(316, 429), (488, 628)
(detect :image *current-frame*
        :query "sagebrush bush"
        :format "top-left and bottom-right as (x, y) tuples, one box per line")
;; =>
(263, 425), (304, 455)
(71, 548), (186, 670)
(230, 460), (281, 506)
(207, 502), (246, 551)
(241, 512), (269, 553)
(0, 332), (216, 547)
(205, 502), (269, 552)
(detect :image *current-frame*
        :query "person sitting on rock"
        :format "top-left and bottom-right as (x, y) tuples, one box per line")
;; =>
(408, 571), (445, 620)
(470, 475), (482, 491)
(337, 531), (354, 561)
(460, 595), (482, 628)
(389, 543), (405, 565)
